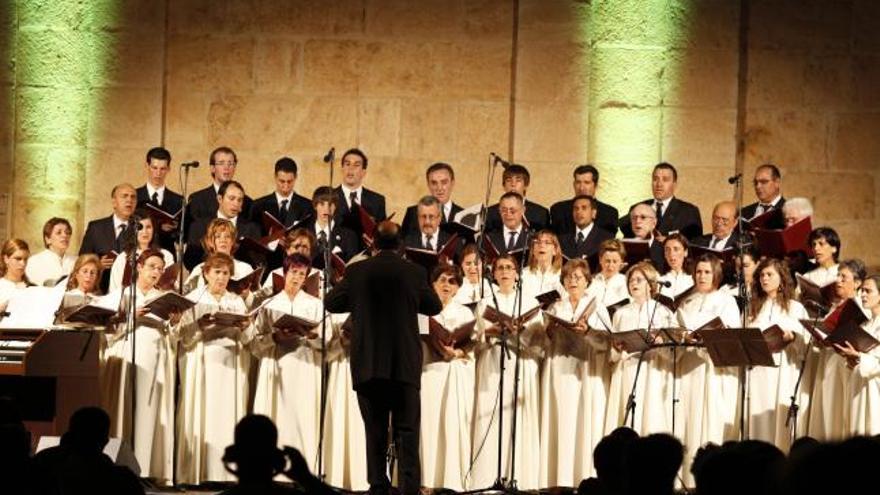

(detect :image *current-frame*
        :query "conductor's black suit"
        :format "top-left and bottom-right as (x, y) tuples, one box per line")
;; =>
(324, 250), (442, 495)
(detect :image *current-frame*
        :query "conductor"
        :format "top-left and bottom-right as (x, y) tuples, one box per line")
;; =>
(324, 221), (442, 495)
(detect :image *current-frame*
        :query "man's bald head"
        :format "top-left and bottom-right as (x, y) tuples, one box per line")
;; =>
(374, 221), (402, 250)
(711, 201), (737, 239)
(630, 203), (657, 239)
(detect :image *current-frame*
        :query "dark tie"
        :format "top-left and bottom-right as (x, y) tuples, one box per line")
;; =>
(440, 205), (447, 224)
(279, 199), (289, 224)
(318, 230), (328, 244)
(151, 192), (159, 206)
(349, 191), (358, 207)
(576, 231), (585, 246)
(712, 237), (722, 250)
(424, 235), (434, 251)
(507, 231), (517, 251)
(114, 224), (126, 251)
(655, 201), (664, 224)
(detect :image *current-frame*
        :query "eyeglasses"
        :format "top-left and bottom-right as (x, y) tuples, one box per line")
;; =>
(631, 214), (655, 221)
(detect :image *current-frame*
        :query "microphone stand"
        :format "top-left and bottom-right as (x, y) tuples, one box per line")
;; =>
(122, 218), (140, 453)
(731, 173), (751, 440)
(317, 147), (335, 480)
(506, 227), (531, 493)
(623, 296), (661, 429)
(786, 303), (823, 443)
(477, 152), (502, 301)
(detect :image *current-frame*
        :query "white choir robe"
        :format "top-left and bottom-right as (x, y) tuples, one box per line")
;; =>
(659, 271), (694, 298)
(175, 287), (252, 484)
(0, 278), (26, 309)
(801, 264), (839, 287)
(108, 248), (175, 293)
(185, 259), (254, 290)
(675, 291), (741, 485)
(470, 292), (544, 490)
(521, 267), (563, 301)
(587, 273), (629, 307)
(419, 301), (476, 491)
(806, 299), (854, 441)
(25, 249), (76, 287)
(848, 315), (880, 435)
(101, 287), (175, 485)
(539, 294), (613, 487)
(454, 278), (492, 306)
(254, 266), (324, 306)
(250, 289), (327, 474)
(604, 300), (676, 436)
(322, 312), (368, 491)
(746, 299), (809, 449)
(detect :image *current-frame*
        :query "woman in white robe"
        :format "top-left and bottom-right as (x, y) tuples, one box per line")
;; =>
(454, 243), (492, 306)
(521, 230), (564, 300)
(801, 227), (841, 286)
(0, 239), (30, 313)
(470, 254), (543, 490)
(255, 228), (324, 305)
(604, 261), (676, 436)
(176, 252), (253, 484)
(184, 218), (253, 295)
(806, 258), (865, 441)
(676, 254), (742, 478)
(659, 234), (693, 299)
(839, 275), (880, 435)
(540, 258), (612, 487)
(25, 217), (76, 287)
(746, 257), (808, 450)
(250, 253), (326, 474)
(587, 239), (629, 307)
(108, 213), (175, 293)
(420, 264), (477, 491)
(102, 249), (179, 485)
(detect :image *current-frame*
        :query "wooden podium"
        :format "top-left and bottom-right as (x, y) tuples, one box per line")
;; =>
(0, 329), (100, 438)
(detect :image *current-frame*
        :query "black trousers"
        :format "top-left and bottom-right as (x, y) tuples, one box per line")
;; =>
(355, 379), (421, 495)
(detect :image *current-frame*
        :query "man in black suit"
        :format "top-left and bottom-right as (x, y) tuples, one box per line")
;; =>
(80, 183), (138, 292)
(324, 221), (442, 495)
(627, 203), (666, 272)
(186, 146), (254, 224)
(250, 157), (314, 235)
(334, 148), (387, 244)
(484, 164), (550, 232)
(184, 180), (261, 270)
(619, 162), (703, 240)
(309, 186), (359, 266)
(692, 201), (740, 250)
(550, 164), (619, 236)
(486, 192), (530, 254)
(136, 147), (184, 254)
(402, 196), (458, 253)
(741, 163), (786, 228)
(400, 162), (463, 237)
(558, 195), (614, 260)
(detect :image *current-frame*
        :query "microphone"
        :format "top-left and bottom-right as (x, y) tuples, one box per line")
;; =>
(490, 152), (510, 169)
(0, 311), (10, 318)
(181, 160), (199, 168)
(805, 300), (829, 315)
(128, 215), (145, 231)
(727, 173), (742, 184)
(656, 280), (673, 288)
(323, 147), (335, 164)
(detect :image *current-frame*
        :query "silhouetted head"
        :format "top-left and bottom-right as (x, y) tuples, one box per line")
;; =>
(624, 433), (683, 495)
(61, 407), (110, 453)
(594, 427), (639, 490)
(223, 415), (286, 481)
(374, 221), (402, 251)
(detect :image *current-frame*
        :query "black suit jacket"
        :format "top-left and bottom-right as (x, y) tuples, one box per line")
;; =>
(691, 231), (741, 250)
(484, 200), (550, 233)
(183, 217), (262, 270)
(79, 216), (122, 258)
(400, 202), (463, 237)
(486, 228), (528, 254)
(649, 240), (667, 273)
(741, 197), (786, 230)
(186, 185), (254, 225)
(309, 222), (360, 265)
(333, 187), (386, 224)
(558, 225), (614, 260)
(619, 197), (703, 240)
(250, 192), (315, 235)
(402, 229), (457, 252)
(136, 185), (184, 254)
(550, 198), (619, 236)
(324, 251), (442, 389)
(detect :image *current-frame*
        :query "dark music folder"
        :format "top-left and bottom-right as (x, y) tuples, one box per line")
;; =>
(654, 287), (693, 313)
(54, 304), (118, 328)
(143, 292), (196, 320)
(688, 244), (738, 267)
(446, 203), (482, 243)
(404, 233), (460, 274)
(621, 239), (650, 266)
(544, 298), (596, 339)
(800, 299), (876, 353)
(480, 234), (526, 267)
(272, 313), (321, 339)
(481, 304), (542, 336)
(606, 298), (629, 320)
(227, 266), (265, 295)
(535, 289), (561, 309)
(697, 327), (776, 367)
(421, 318), (477, 359)
(761, 324), (793, 353)
(261, 211), (312, 242)
(237, 236), (278, 262)
(744, 207), (784, 231)
(796, 273), (838, 317)
(122, 261), (181, 290)
(143, 203), (182, 230)
(608, 328), (653, 353)
(754, 217), (812, 259)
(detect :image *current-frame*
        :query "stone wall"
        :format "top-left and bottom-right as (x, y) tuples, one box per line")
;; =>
(2, 0), (878, 267)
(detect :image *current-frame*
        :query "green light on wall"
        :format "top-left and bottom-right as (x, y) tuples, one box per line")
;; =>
(12, 1), (119, 242)
(588, 0), (688, 210)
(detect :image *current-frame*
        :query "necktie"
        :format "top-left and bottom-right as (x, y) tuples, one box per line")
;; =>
(507, 231), (517, 251)
(712, 237), (722, 249)
(151, 191), (159, 206)
(279, 199), (289, 224)
(440, 205), (447, 224)
(655, 201), (664, 223)
(114, 224), (126, 251)
(424, 235), (434, 251)
(576, 231), (585, 246)
(349, 191), (358, 207)
(318, 230), (328, 243)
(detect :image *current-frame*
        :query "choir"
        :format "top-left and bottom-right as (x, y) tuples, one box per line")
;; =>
(2, 146), (879, 491)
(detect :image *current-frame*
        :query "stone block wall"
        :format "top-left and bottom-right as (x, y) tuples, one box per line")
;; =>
(2, 0), (878, 267)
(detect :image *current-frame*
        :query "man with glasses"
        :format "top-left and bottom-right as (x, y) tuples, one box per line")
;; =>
(186, 146), (254, 224)
(627, 203), (666, 270)
(741, 163), (786, 229)
(485, 192), (529, 254)
(693, 201), (740, 251)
